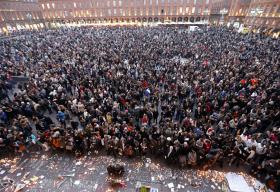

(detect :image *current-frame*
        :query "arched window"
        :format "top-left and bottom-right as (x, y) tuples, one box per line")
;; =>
(190, 17), (194, 22)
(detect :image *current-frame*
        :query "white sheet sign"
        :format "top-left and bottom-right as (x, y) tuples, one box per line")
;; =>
(225, 172), (255, 192)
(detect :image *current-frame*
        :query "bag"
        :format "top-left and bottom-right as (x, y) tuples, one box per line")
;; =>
(52, 138), (61, 148)
(66, 145), (73, 150)
(19, 144), (26, 152)
(140, 186), (148, 192)
(101, 138), (104, 146)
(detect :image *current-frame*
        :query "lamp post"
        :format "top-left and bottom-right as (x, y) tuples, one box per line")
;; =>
(26, 13), (32, 31)
(220, 8), (228, 25)
(250, 8), (263, 29)
(203, 10), (210, 24)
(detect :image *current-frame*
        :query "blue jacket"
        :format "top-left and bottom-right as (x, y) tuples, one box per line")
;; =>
(0, 111), (7, 122)
(57, 111), (65, 122)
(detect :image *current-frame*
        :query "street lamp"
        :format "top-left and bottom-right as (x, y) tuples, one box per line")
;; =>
(220, 8), (228, 25)
(250, 7), (263, 28)
(203, 10), (210, 24)
(26, 13), (32, 31)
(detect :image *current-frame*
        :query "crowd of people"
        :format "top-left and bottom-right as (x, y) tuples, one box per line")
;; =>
(0, 26), (279, 190)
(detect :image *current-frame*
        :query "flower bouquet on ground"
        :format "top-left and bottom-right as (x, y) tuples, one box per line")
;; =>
(106, 177), (126, 188)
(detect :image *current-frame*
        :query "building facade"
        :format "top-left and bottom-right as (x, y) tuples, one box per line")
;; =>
(0, 0), (279, 35)
(0, 0), (44, 34)
(209, 0), (232, 25)
(244, 0), (280, 29)
(228, 0), (252, 26)
(39, 0), (212, 26)
(1, 0), (212, 32)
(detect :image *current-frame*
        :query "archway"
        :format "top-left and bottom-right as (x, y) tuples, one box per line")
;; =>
(190, 17), (194, 22)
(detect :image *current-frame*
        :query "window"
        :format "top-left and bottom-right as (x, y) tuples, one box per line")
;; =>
(113, 1), (116, 7)
(73, 2), (76, 8)
(194, 0), (196, 5)
(239, 8), (242, 14)
(277, 7), (280, 13)
(114, 9), (117, 15)
(179, 7), (183, 14)
(16, 13), (20, 20)
(192, 7), (195, 14)
(108, 9), (111, 15)
(204, 8), (209, 15)
(41, 4), (45, 9)
(168, 7), (171, 14)
(173, 7), (176, 14)
(119, 0), (122, 6)
(52, 3), (55, 8)
(156, 0), (158, 5)
(206, 0), (209, 5)
(272, 4), (277, 14)
(186, 7), (189, 13)
(46, 3), (50, 9)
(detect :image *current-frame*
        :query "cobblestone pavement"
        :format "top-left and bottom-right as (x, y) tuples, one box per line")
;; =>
(0, 152), (260, 192)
